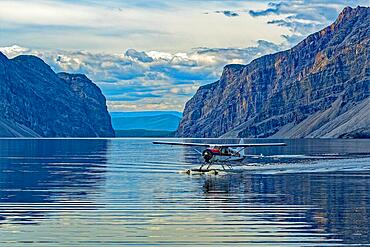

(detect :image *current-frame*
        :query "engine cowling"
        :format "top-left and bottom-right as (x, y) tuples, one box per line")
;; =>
(202, 149), (213, 162)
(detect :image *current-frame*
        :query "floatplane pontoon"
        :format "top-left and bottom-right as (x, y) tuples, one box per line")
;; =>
(153, 139), (287, 173)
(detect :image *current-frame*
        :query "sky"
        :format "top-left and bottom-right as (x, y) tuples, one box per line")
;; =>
(0, 0), (368, 112)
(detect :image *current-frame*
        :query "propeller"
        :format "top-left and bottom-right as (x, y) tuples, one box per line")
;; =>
(202, 149), (213, 162)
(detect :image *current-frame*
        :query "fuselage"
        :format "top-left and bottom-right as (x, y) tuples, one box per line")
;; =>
(202, 147), (245, 163)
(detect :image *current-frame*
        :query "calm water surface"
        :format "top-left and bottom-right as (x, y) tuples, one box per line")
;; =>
(0, 138), (370, 246)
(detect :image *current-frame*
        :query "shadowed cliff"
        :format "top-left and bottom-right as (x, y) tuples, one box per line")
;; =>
(177, 6), (369, 138)
(0, 53), (114, 137)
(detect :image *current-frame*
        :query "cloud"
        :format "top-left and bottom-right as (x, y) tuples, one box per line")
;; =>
(0, 0), (285, 52)
(249, 3), (282, 17)
(0, 41), (281, 111)
(0, 45), (31, 58)
(125, 49), (154, 63)
(215, 10), (240, 17)
(248, 0), (369, 46)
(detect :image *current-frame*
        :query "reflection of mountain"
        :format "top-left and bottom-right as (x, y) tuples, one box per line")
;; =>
(202, 172), (370, 245)
(0, 139), (109, 224)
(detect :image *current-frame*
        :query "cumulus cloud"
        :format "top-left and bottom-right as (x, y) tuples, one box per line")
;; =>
(0, 45), (31, 58)
(125, 49), (154, 63)
(0, 41), (280, 111)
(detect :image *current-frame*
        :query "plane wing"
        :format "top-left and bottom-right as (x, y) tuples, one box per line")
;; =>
(153, 141), (211, 147)
(218, 143), (287, 147)
(153, 141), (287, 148)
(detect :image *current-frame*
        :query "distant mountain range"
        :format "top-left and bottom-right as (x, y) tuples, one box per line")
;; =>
(111, 111), (182, 137)
(177, 6), (369, 139)
(111, 111), (182, 118)
(0, 53), (114, 137)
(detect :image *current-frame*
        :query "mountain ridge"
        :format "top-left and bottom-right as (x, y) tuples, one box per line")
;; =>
(177, 6), (369, 138)
(0, 52), (114, 137)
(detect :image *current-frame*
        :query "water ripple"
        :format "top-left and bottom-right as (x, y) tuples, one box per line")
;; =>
(0, 138), (369, 246)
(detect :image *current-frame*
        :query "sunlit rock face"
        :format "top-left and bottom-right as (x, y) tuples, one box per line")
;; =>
(0, 53), (114, 137)
(177, 6), (370, 138)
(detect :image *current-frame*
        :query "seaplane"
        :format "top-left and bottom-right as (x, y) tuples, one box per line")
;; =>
(153, 139), (287, 173)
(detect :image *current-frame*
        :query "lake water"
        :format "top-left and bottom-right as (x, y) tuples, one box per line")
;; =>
(0, 138), (370, 246)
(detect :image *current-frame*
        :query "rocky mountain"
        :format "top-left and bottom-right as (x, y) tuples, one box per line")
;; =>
(177, 6), (369, 138)
(0, 52), (114, 137)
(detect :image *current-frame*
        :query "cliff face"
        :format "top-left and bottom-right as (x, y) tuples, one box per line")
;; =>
(0, 52), (114, 137)
(177, 6), (370, 138)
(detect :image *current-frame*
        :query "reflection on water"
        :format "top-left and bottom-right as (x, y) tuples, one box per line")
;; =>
(0, 138), (369, 246)
(202, 172), (370, 245)
(0, 139), (108, 226)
